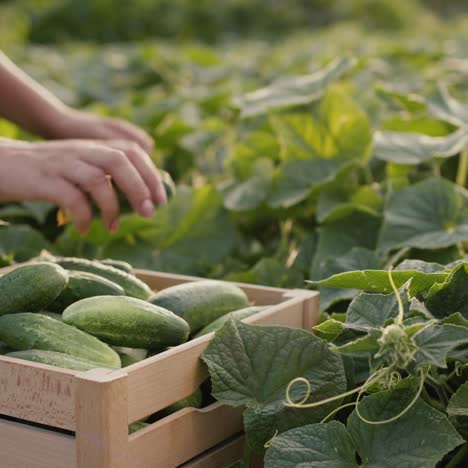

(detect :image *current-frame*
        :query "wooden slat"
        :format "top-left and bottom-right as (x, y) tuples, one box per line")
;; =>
(126, 297), (307, 423)
(128, 403), (243, 468)
(180, 434), (245, 468)
(0, 418), (76, 468)
(75, 369), (129, 468)
(0, 357), (77, 430)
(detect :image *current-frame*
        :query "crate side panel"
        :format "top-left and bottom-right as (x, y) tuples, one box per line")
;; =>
(0, 357), (76, 430)
(128, 403), (243, 468)
(0, 418), (76, 468)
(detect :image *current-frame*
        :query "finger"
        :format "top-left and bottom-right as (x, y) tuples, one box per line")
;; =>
(38, 178), (93, 235)
(107, 119), (154, 153)
(80, 146), (155, 218)
(63, 160), (120, 231)
(104, 141), (166, 205)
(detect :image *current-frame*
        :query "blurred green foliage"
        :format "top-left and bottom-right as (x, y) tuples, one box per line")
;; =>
(2, 0), (466, 45)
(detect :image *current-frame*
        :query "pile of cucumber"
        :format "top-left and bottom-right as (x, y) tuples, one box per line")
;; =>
(0, 257), (269, 372)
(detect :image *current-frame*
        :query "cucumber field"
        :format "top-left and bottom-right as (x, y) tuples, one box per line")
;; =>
(0, 1), (467, 467)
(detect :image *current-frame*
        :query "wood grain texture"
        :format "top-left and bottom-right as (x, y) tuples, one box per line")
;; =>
(75, 369), (129, 468)
(181, 434), (245, 468)
(0, 418), (76, 468)
(128, 403), (243, 468)
(0, 356), (77, 430)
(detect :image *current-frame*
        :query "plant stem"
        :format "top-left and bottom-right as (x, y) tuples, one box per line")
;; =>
(456, 149), (468, 187)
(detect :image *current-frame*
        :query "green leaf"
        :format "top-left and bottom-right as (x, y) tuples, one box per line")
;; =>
(264, 421), (357, 468)
(378, 178), (468, 252)
(442, 312), (468, 328)
(348, 391), (463, 467)
(223, 175), (272, 211)
(202, 320), (346, 452)
(268, 159), (352, 208)
(425, 83), (468, 127)
(225, 257), (303, 289)
(317, 185), (382, 224)
(447, 382), (468, 417)
(426, 263), (468, 319)
(234, 57), (355, 118)
(313, 319), (345, 342)
(413, 324), (468, 368)
(333, 333), (381, 359)
(273, 88), (371, 163)
(20, 201), (56, 225)
(318, 247), (381, 312)
(314, 260), (447, 295)
(346, 287), (410, 331)
(311, 212), (381, 282)
(374, 127), (468, 164)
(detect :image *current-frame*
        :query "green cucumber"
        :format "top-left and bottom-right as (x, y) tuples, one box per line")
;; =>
(6, 350), (115, 371)
(194, 305), (269, 338)
(52, 257), (152, 299)
(0, 313), (121, 368)
(0, 340), (12, 354)
(40, 311), (63, 321)
(129, 422), (149, 434)
(100, 259), (134, 274)
(113, 346), (148, 367)
(148, 280), (250, 332)
(164, 388), (203, 415)
(0, 263), (68, 316)
(49, 270), (124, 312)
(63, 296), (190, 350)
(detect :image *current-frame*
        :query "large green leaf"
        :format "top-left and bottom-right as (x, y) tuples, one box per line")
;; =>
(425, 84), (468, 127)
(266, 390), (463, 468)
(374, 127), (468, 164)
(202, 320), (346, 452)
(378, 178), (468, 252)
(348, 391), (463, 467)
(314, 259), (447, 294)
(413, 323), (468, 368)
(426, 263), (468, 319)
(264, 421), (357, 468)
(311, 212), (381, 282)
(268, 159), (352, 209)
(233, 57), (355, 118)
(318, 247), (381, 312)
(273, 88), (372, 163)
(447, 382), (468, 417)
(346, 288), (410, 331)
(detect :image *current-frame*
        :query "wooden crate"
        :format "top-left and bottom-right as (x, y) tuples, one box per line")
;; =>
(0, 269), (319, 468)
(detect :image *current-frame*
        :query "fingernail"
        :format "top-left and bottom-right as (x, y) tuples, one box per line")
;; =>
(140, 199), (155, 217)
(110, 219), (120, 233)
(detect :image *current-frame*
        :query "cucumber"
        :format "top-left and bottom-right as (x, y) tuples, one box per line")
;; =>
(160, 170), (176, 199)
(0, 340), (12, 354)
(164, 388), (203, 415)
(194, 305), (269, 338)
(6, 350), (116, 371)
(52, 257), (152, 299)
(63, 296), (190, 350)
(148, 280), (250, 332)
(129, 421), (149, 434)
(0, 313), (121, 368)
(40, 311), (63, 321)
(0, 263), (68, 316)
(49, 270), (124, 312)
(100, 259), (134, 274)
(113, 346), (148, 367)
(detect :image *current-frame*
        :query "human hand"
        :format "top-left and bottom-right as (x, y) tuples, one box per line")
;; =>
(0, 138), (166, 235)
(47, 108), (154, 153)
